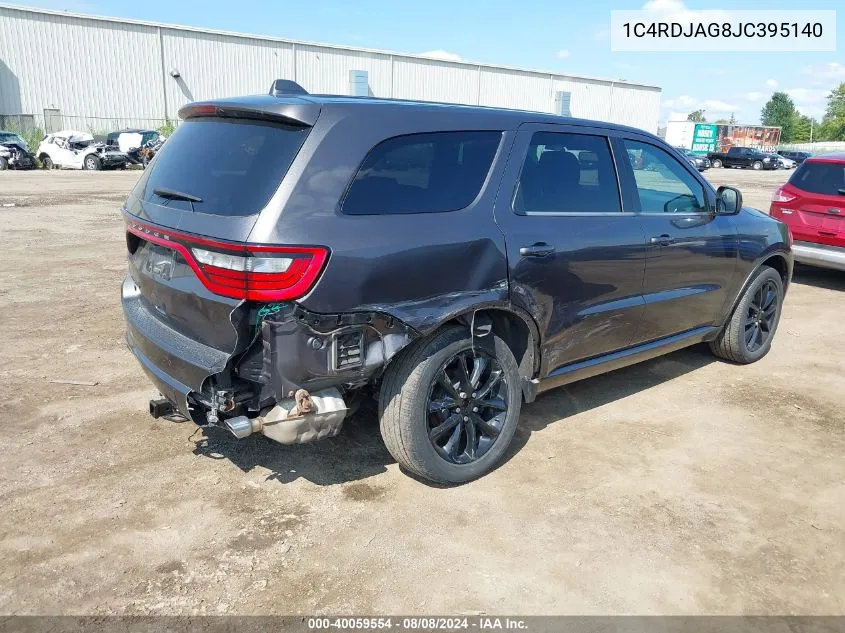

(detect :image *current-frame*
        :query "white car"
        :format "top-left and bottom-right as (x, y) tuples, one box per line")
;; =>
(774, 153), (797, 169)
(36, 130), (128, 170)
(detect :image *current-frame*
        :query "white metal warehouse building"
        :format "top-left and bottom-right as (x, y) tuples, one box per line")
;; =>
(0, 3), (662, 134)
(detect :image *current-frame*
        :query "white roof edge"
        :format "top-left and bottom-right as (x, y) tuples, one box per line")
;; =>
(0, 2), (662, 92)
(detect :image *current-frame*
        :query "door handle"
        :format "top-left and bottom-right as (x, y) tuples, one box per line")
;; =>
(649, 234), (674, 246)
(519, 243), (555, 258)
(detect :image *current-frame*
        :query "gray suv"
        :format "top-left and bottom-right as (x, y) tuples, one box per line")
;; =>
(122, 80), (792, 484)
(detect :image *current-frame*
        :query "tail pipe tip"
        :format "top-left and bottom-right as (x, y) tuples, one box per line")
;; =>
(224, 415), (258, 439)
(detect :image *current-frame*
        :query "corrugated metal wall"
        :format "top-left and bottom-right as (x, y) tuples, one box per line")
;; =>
(161, 30), (295, 115)
(0, 5), (662, 133)
(0, 7), (164, 129)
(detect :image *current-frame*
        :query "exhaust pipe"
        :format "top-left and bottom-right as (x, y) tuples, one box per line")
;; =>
(224, 415), (256, 439)
(222, 388), (348, 445)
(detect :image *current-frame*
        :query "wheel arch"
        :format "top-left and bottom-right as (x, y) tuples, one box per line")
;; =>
(722, 250), (791, 327)
(435, 305), (541, 401)
(761, 252), (791, 290)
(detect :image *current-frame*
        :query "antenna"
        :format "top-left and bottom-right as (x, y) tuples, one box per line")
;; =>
(269, 80), (309, 97)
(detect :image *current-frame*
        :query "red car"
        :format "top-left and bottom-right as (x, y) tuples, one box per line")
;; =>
(770, 153), (845, 271)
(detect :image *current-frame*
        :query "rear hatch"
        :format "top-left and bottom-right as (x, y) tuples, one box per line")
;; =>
(774, 159), (845, 248)
(122, 104), (325, 410)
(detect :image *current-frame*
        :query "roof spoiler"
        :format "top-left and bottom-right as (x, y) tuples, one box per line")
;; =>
(178, 97), (320, 127)
(270, 79), (308, 97)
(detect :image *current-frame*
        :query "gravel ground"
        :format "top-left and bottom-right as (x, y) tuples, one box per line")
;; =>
(0, 168), (843, 615)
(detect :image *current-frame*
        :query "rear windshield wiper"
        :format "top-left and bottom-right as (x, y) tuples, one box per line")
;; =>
(153, 187), (203, 212)
(838, 188), (845, 196)
(153, 187), (203, 203)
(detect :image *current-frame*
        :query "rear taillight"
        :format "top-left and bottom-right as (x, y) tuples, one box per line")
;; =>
(772, 187), (796, 203)
(126, 220), (328, 301)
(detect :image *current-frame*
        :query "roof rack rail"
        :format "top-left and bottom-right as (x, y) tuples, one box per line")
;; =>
(270, 79), (309, 97)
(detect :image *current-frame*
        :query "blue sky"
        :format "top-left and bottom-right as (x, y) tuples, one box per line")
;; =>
(16, 0), (845, 124)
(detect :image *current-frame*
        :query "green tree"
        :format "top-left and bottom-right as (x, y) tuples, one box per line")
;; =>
(687, 109), (706, 122)
(818, 83), (845, 141)
(792, 114), (817, 143)
(761, 92), (798, 142)
(714, 118), (729, 124)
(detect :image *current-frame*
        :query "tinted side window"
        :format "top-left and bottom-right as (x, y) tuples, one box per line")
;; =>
(341, 131), (501, 215)
(513, 132), (621, 214)
(622, 139), (708, 214)
(789, 161), (845, 196)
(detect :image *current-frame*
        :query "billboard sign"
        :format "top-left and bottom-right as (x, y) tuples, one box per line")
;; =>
(689, 123), (781, 155)
(715, 124), (781, 153)
(691, 123), (717, 154)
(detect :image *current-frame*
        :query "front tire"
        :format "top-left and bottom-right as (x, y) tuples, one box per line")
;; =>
(0, 157), (7, 171)
(710, 266), (783, 364)
(711, 159), (722, 168)
(83, 155), (101, 171)
(40, 155), (53, 170)
(752, 160), (763, 170)
(379, 326), (522, 484)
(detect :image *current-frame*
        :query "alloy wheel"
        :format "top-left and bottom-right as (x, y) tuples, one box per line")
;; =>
(744, 279), (778, 352)
(426, 350), (509, 465)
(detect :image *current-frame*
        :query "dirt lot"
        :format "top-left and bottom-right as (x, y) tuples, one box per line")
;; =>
(0, 168), (843, 615)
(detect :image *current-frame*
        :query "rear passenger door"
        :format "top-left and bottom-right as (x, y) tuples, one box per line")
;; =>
(614, 135), (738, 342)
(494, 123), (648, 377)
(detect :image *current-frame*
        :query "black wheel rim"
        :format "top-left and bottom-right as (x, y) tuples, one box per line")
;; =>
(426, 350), (509, 465)
(745, 279), (779, 352)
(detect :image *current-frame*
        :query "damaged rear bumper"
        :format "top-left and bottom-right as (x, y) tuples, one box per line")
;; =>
(123, 277), (230, 419)
(122, 275), (418, 441)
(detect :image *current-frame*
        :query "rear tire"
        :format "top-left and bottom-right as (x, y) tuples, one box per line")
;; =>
(710, 266), (783, 364)
(752, 160), (763, 170)
(0, 157), (7, 171)
(40, 155), (53, 170)
(711, 159), (722, 168)
(379, 326), (522, 484)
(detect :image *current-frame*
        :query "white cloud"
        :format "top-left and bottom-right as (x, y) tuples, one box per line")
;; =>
(419, 50), (462, 62)
(594, 24), (610, 40)
(643, 0), (685, 10)
(662, 94), (697, 109)
(785, 87), (830, 118)
(765, 79), (778, 88)
(614, 62), (640, 71)
(556, 49), (571, 59)
(802, 62), (845, 85)
(641, 0), (730, 24)
(661, 95), (736, 114)
(746, 92), (763, 102)
(786, 88), (829, 102)
(703, 99), (737, 112)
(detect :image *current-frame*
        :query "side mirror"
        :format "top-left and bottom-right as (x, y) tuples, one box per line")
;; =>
(716, 185), (742, 215)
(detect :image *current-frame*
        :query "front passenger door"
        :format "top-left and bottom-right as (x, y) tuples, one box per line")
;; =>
(615, 137), (739, 343)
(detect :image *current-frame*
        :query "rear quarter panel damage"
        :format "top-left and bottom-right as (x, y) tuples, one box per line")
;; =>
(249, 106), (518, 354)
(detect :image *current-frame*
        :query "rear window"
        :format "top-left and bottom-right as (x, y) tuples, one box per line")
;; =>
(341, 131), (501, 215)
(133, 118), (310, 217)
(789, 161), (845, 196)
